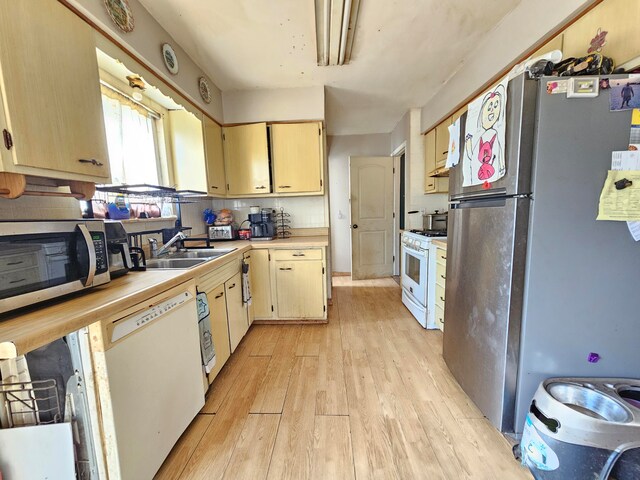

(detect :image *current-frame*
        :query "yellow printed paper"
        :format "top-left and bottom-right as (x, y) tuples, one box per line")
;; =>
(597, 170), (640, 221)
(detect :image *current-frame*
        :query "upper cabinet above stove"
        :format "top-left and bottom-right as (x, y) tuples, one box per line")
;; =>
(0, 0), (111, 184)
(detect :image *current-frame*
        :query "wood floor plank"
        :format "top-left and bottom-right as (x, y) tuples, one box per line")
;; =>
(295, 324), (325, 356)
(315, 315), (349, 416)
(250, 326), (301, 414)
(180, 356), (270, 480)
(310, 416), (355, 480)
(222, 414), (281, 480)
(266, 356), (319, 480)
(154, 414), (213, 480)
(248, 325), (281, 356)
(201, 338), (250, 414)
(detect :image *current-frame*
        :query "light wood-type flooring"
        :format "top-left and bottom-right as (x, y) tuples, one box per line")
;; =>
(156, 277), (532, 479)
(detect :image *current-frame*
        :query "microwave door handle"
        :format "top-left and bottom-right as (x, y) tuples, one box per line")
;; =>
(77, 224), (97, 286)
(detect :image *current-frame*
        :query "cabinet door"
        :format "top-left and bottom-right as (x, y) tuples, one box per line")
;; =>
(0, 1), (110, 179)
(243, 253), (254, 326)
(222, 123), (270, 195)
(271, 122), (323, 194)
(206, 283), (231, 383)
(435, 118), (452, 168)
(424, 130), (437, 193)
(225, 272), (248, 352)
(250, 249), (272, 319)
(169, 110), (207, 192)
(275, 260), (325, 319)
(203, 117), (226, 196)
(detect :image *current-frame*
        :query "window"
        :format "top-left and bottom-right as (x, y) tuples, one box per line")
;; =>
(101, 85), (163, 185)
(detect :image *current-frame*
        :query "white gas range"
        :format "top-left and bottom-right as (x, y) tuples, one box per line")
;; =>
(401, 230), (446, 329)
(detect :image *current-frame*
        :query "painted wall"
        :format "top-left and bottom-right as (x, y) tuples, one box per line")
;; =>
(66, 0), (223, 122)
(327, 133), (391, 273)
(391, 109), (447, 231)
(420, 0), (596, 132)
(222, 87), (325, 124)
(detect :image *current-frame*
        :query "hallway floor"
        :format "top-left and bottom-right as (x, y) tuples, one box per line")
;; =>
(156, 277), (532, 479)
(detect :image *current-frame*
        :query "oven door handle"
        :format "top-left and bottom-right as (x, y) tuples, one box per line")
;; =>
(402, 244), (427, 257)
(77, 224), (97, 287)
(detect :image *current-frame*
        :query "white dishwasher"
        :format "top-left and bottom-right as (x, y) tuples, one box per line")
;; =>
(93, 283), (205, 480)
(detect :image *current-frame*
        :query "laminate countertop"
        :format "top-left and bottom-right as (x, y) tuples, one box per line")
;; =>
(0, 236), (328, 357)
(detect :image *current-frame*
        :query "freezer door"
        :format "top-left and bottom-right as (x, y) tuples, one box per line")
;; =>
(450, 74), (537, 199)
(443, 195), (530, 432)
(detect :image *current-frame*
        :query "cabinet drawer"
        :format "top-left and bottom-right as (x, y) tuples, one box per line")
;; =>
(0, 252), (40, 271)
(435, 304), (445, 331)
(0, 266), (41, 290)
(436, 262), (447, 287)
(436, 248), (447, 266)
(435, 283), (446, 310)
(271, 249), (322, 261)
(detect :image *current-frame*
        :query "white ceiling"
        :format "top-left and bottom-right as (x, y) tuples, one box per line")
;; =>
(138, 0), (521, 135)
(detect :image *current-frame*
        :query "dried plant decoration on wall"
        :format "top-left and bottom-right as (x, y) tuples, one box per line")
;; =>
(103, 0), (135, 33)
(162, 43), (179, 75)
(198, 77), (212, 104)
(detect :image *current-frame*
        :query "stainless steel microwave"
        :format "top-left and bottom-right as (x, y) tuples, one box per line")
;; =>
(0, 220), (110, 315)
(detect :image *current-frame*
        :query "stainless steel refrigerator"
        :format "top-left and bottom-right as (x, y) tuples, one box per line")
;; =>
(443, 74), (640, 434)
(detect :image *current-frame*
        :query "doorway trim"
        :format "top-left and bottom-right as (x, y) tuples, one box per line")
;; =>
(391, 142), (406, 276)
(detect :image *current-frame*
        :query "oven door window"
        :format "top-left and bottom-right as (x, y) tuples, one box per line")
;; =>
(0, 231), (90, 300)
(405, 250), (423, 285)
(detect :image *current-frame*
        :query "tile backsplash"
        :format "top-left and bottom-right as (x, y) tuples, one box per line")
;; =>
(211, 196), (327, 228)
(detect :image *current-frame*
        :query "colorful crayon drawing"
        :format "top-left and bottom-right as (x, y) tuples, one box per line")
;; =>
(463, 76), (508, 187)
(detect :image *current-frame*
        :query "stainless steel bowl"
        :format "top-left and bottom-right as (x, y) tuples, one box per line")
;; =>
(617, 386), (640, 411)
(547, 383), (633, 423)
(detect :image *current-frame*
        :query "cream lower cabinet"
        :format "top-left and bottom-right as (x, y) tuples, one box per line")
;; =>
(204, 283), (231, 382)
(225, 272), (248, 352)
(271, 248), (327, 321)
(250, 249), (272, 319)
(435, 245), (447, 331)
(0, 0), (110, 182)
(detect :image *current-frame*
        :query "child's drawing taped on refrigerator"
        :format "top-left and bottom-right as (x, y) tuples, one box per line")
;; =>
(463, 76), (508, 187)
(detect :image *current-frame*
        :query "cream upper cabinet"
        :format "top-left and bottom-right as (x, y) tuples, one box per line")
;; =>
(223, 123), (271, 195)
(435, 117), (452, 168)
(250, 249), (272, 319)
(271, 122), (324, 194)
(169, 110), (207, 192)
(424, 130), (448, 194)
(0, 0), (110, 182)
(203, 117), (226, 197)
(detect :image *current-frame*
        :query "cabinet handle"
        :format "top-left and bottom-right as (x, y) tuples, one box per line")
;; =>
(211, 185), (219, 189)
(78, 158), (104, 167)
(440, 296), (445, 302)
(245, 255), (251, 259)
(229, 283), (236, 289)
(6, 261), (23, 266)
(427, 183), (434, 188)
(439, 317), (444, 323)
(440, 274), (446, 280)
(9, 278), (26, 284)
(278, 185), (291, 189)
(442, 151), (448, 155)
(441, 255), (447, 260)
(255, 186), (266, 190)
(215, 292), (224, 299)
(279, 267), (292, 271)
(292, 253), (305, 257)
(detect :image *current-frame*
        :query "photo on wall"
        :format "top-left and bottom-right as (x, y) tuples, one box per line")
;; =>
(609, 78), (640, 111)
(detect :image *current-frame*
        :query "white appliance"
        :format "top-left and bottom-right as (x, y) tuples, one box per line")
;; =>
(96, 286), (205, 480)
(401, 231), (445, 329)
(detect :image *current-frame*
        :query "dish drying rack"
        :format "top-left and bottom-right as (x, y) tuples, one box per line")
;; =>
(274, 207), (291, 239)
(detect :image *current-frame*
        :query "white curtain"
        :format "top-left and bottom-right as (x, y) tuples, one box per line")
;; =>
(101, 94), (159, 186)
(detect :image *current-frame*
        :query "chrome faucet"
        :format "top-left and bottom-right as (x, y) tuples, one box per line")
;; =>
(156, 231), (188, 257)
(148, 238), (159, 258)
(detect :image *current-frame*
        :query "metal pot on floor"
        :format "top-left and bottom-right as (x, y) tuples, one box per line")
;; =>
(519, 378), (640, 479)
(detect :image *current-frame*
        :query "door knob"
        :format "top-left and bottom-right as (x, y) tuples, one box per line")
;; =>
(352, 224), (358, 229)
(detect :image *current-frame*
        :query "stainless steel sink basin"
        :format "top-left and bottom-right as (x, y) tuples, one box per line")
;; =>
(146, 258), (207, 269)
(169, 248), (236, 259)
(145, 248), (236, 269)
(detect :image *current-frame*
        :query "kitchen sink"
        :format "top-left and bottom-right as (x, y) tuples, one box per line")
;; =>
(145, 248), (237, 269)
(169, 248), (236, 259)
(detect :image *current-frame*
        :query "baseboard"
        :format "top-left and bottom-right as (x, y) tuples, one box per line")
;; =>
(332, 272), (351, 277)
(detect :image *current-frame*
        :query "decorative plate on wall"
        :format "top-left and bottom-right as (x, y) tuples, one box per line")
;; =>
(103, 0), (135, 33)
(199, 77), (212, 104)
(162, 43), (179, 75)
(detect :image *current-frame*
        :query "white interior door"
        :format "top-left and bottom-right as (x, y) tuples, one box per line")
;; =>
(350, 156), (395, 279)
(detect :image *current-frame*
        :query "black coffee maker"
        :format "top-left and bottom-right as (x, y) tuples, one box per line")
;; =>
(249, 209), (275, 241)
